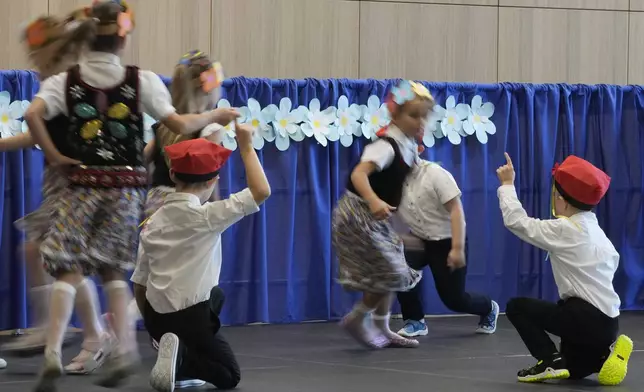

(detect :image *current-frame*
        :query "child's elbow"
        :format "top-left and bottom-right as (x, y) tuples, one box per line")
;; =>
(252, 184), (271, 204)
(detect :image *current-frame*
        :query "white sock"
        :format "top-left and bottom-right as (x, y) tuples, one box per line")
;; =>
(104, 280), (136, 355)
(75, 278), (105, 351)
(45, 281), (76, 355)
(349, 302), (374, 321)
(372, 312), (394, 335)
(29, 284), (51, 329)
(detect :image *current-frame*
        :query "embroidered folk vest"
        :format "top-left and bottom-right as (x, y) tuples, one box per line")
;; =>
(345, 136), (412, 207)
(64, 65), (145, 167)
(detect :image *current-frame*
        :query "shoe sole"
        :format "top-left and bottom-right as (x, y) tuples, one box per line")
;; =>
(476, 301), (499, 335)
(150, 334), (179, 392)
(518, 368), (570, 383)
(598, 334), (633, 386)
(175, 379), (206, 389)
(397, 328), (428, 338)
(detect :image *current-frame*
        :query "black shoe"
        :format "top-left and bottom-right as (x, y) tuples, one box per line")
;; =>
(517, 356), (570, 383)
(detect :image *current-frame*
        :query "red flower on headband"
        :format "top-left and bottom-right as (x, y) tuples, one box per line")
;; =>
(200, 67), (218, 93)
(117, 11), (133, 37)
(25, 19), (48, 48)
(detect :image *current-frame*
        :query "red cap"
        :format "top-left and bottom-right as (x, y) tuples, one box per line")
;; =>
(164, 138), (232, 183)
(552, 155), (610, 210)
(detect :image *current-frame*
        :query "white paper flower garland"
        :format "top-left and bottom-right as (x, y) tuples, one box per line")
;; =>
(216, 95), (496, 151)
(0, 90), (497, 151)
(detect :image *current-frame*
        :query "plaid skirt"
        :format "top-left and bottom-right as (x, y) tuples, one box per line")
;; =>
(39, 166), (147, 276)
(14, 167), (68, 243)
(331, 192), (422, 293)
(144, 186), (175, 220)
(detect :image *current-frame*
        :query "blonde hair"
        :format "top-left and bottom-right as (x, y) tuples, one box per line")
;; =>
(156, 51), (221, 160)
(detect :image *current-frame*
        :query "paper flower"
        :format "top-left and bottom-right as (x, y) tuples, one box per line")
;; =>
(117, 10), (133, 37)
(334, 95), (361, 147)
(422, 104), (446, 148)
(300, 99), (335, 147)
(361, 95), (389, 140)
(272, 97), (305, 151)
(463, 95), (496, 144)
(0, 92), (27, 138)
(217, 99), (245, 151)
(440, 96), (468, 145)
(240, 98), (275, 150)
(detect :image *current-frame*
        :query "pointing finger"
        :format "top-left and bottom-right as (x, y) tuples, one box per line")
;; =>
(504, 152), (513, 167)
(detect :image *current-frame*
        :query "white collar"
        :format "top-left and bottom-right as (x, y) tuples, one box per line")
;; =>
(84, 51), (121, 65)
(165, 192), (202, 206)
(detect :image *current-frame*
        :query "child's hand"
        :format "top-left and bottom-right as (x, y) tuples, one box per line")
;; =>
(447, 248), (466, 271)
(234, 121), (254, 147)
(212, 108), (240, 126)
(50, 153), (81, 167)
(369, 198), (396, 220)
(496, 152), (515, 186)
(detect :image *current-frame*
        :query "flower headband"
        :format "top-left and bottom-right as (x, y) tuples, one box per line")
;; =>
(23, 17), (57, 50)
(179, 50), (225, 93)
(386, 80), (433, 114)
(91, 0), (134, 38)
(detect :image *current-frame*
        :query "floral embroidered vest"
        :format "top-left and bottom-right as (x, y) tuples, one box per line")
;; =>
(64, 65), (145, 167)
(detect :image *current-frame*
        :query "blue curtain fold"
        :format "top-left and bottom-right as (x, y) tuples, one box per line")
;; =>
(0, 71), (642, 329)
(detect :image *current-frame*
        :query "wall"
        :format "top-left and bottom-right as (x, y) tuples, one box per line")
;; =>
(1, 0), (643, 84)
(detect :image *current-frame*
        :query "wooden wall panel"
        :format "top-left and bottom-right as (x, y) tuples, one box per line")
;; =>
(211, 0), (360, 79)
(0, 0), (49, 70)
(499, 0), (628, 10)
(49, 0), (211, 76)
(359, 0), (498, 5)
(628, 12), (644, 84)
(498, 7), (628, 84)
(359, 1), (498, 82)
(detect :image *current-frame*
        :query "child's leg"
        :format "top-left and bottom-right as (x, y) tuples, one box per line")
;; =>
(65, 278), (111, 375)
(373, 293), (419, 348)
(341, 292), (388, 348)
(426, 239), (498, 333)
(396, 248), (428, 337)
(505, 297), (569, 382)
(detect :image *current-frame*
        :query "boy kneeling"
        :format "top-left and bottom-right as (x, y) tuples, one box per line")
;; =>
(132, 123), (270, 392)
(496, 153), (632, 385)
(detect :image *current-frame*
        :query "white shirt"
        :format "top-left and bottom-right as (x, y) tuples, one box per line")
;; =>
(497, 185), (621, 318)
(131, 189), (260, 314)
(360, 125), (418, 170)
(36, 52), (176, 121)
(399, 160), (462, 241)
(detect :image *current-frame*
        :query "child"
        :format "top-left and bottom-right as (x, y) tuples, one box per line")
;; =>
(131, 50), (226, 390)
(2, 12), (111, 375)
(332, 80), (433, 349)
(23, 1), (239, 390)
(395, 159), (499, 337)
(134, 125), (269, 392)
(497, 153), (632, 385)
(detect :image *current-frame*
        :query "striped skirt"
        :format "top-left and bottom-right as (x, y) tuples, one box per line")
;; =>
(331, 192), (422, 293)
(14, 167), (69, 243)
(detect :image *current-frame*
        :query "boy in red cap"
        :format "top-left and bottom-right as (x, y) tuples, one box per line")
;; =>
(133, 122), (270, 392)
(496, 153), (632, 385)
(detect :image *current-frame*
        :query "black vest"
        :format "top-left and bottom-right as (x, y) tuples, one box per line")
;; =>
(346, 137), (412, 207)
(45, 115), (70, 160)
(151, 123), (174, 187)
(64, 65), (144, 166)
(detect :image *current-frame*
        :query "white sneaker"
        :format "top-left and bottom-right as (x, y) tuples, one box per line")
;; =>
(0, 357), (6, 369)
(150, 333), (179, 392)
(175, 379), (206, 389)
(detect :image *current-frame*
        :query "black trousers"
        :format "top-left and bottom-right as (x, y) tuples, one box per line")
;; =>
(143, 286), (241, 390)
(396, 238), (492, 321)
(506, 296), (619, 379)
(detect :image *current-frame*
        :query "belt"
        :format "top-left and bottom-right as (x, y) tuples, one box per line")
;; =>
(68, 166), (147, 188)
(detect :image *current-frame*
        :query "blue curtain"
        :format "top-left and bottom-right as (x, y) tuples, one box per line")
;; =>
(1, 72), (643, 330)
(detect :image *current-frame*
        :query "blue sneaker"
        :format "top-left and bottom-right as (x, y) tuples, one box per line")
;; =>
(476, 300), (499, 334)
(397, 320), (428, 337)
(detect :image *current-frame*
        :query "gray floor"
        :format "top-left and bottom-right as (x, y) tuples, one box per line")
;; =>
(1, 313), (642, 391)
